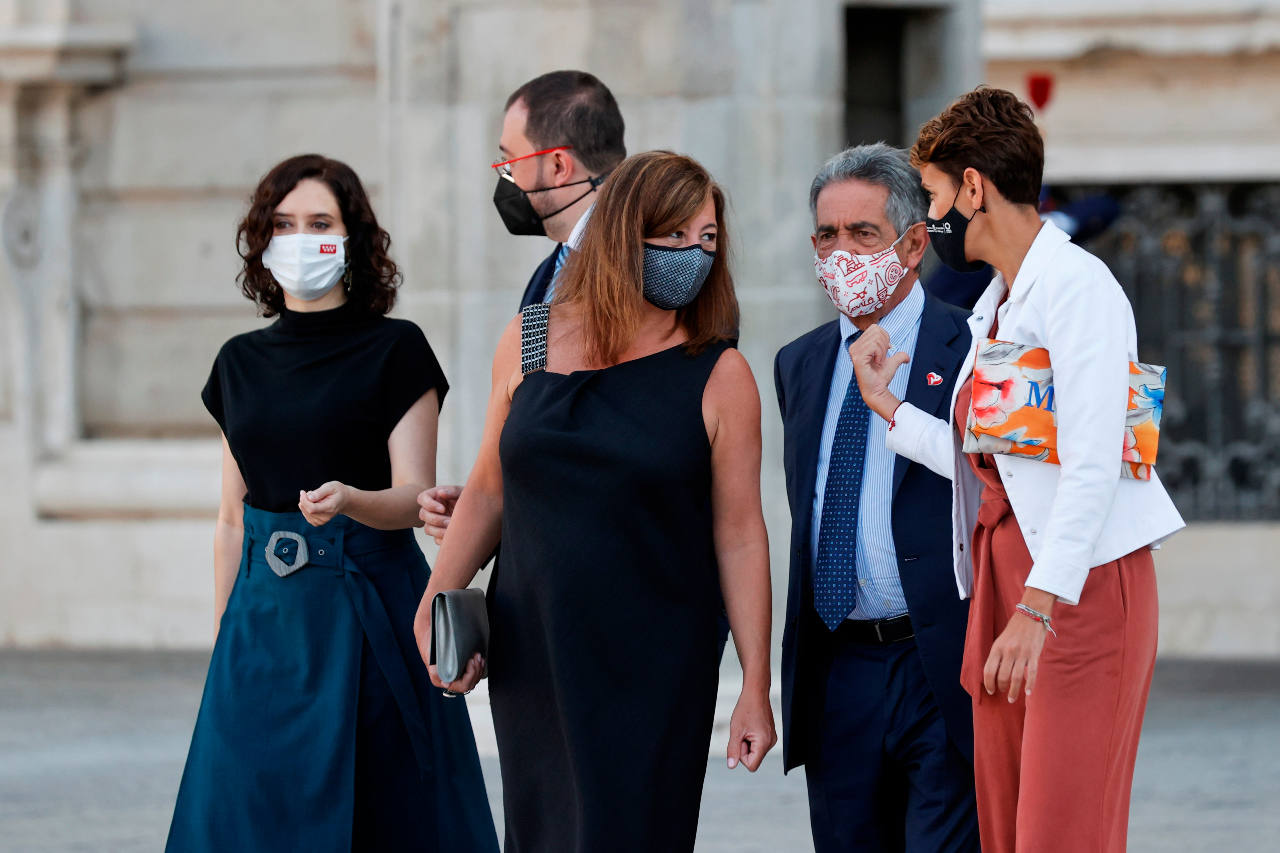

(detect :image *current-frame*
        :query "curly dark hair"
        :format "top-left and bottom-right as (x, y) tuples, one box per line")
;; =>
(910, 87), (1044, 206)
(236, 154), (400, 316)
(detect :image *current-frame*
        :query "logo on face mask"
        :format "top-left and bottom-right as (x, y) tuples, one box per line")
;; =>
(924, 184), (987, 273)
(262, 234), (349, 301)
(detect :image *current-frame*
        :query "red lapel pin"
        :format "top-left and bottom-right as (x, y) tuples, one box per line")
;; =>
(926, 372), (943, 386)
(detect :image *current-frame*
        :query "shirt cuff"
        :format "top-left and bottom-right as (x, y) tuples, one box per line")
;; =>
(885, 401), (929, 457)
(1024, 560), (1087, 607)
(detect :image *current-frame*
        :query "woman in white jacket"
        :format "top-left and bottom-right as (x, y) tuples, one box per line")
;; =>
(850, 88), (1184, 853)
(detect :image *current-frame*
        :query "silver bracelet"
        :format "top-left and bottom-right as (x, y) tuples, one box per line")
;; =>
(1015, 603), (1057, 637)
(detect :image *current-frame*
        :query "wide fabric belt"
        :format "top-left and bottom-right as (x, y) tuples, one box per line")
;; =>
(249, 524), (434, 779)
(834, 613), (915, 645)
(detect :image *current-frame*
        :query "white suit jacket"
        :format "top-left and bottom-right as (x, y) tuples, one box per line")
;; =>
(886, 222), (1185, 605)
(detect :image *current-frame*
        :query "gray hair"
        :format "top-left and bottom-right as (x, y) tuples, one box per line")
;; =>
(809, 142), (927, 237)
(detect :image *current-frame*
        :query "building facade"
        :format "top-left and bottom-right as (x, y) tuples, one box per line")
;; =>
(1, 0), (1275, 657)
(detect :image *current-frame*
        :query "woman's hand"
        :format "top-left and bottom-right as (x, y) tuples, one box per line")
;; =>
(418, 484), (463, 545)
(726, 688), (777, 772)
(299, 481), (351, 526)
(984, 589), (1057, 702)
(413, 588), (486, 694)
(848, 323), (909, 422)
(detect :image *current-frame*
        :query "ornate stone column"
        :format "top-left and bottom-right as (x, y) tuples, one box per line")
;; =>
(0, 23), (132, 464)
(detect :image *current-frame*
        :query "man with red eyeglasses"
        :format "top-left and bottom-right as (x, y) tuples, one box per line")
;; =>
(491, 69), (627, 308)
(418, 70), (625, 537)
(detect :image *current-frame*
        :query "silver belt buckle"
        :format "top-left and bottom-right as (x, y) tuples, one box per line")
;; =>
(265, 531), (309, 578)
(874, 621), (885, 643)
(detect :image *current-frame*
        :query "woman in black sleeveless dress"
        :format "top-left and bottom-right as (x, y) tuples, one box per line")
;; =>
(167, 155), (498, 852)
(413, 151), (777, 852)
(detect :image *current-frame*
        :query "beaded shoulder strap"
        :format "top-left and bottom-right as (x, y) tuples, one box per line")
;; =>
(519, 302), (551, 375)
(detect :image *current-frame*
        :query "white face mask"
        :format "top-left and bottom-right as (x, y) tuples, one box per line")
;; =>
(262, 233), (348, 301)
(814, 231), (910, 319)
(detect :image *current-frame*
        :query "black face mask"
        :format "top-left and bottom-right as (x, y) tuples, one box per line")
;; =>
(492, 174), (603, 237)
(925, 185), (987, 273)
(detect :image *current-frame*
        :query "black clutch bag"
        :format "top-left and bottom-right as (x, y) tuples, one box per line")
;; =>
(429, 588), (490, 685)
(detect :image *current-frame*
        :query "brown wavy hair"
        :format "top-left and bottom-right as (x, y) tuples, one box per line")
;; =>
(910, 87), (1044, 206)
(555, 150), (738, 365)
(236, 154), (400, 316)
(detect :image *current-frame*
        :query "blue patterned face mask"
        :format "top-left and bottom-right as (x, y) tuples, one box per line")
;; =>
(641, 244), (715, 309)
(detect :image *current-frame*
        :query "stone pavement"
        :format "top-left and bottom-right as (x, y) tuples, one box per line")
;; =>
(1, 651), (1277, 852)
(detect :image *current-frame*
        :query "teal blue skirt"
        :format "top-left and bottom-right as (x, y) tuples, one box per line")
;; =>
(167, 505), (498, 852)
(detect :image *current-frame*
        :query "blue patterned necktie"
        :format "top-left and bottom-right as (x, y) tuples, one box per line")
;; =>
(813, 334), (871, 631)
(543, 243), (570, 303)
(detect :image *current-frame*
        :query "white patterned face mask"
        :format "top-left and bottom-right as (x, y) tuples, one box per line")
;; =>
(262, 234), (348, 301)
(642, 244), (715, 309)
(814, 231), (910, 319)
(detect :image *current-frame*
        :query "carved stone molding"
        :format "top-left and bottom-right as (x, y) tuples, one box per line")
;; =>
(1, 183), (37, 269)
(0, 24), (134, 86)
(985, 2), (1280, 61)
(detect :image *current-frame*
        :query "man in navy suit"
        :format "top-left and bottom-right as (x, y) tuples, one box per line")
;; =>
(774, 144), (979, 852)
(419, 70), (626, 528)
(494, 70), (626, 309)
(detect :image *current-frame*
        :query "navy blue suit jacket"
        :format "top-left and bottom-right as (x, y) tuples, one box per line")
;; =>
(519, 244), (561, 309)
(773, 291), (974, 773)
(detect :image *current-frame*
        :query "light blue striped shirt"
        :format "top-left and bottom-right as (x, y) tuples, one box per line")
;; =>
(543, 204), (593, 303)
(810, 283), (925, 621)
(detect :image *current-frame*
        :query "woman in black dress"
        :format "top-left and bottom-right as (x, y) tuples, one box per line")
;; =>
(413, 150), (777, 852)
(167, 154), (498, 853)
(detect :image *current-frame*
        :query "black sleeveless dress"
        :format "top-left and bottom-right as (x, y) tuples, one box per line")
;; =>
(490, 304), (731, 852)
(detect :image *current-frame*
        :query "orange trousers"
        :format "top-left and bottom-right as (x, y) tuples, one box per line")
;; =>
(962, 486), (1159, 853)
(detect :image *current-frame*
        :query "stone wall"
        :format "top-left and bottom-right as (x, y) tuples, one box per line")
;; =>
(0, 0), (982, 650)
(5, 0), (1276, 658)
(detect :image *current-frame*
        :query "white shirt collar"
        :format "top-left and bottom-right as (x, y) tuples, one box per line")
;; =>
(566, 203), (594, 251)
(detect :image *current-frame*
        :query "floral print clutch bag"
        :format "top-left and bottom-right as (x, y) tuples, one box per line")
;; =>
(962, 339), (1165, 480)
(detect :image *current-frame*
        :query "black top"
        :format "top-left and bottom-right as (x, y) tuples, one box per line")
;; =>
(202, 300), (447, 512)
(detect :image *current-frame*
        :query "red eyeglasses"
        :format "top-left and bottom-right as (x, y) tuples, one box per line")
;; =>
(491, 146), (573, 180)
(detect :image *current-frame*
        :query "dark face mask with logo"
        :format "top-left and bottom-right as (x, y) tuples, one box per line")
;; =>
(925, 183), (987, 273)
(493, 174), (604, 237)
(642, 244), (716, 309)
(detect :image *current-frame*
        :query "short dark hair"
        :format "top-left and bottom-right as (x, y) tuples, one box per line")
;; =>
(236, 154), (400, 317)
(810, 143), (927, 235)
(910, 87), (1044, 206)
(505, 70), (626, 174)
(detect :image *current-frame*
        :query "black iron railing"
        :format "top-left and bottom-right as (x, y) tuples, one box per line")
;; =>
(1066, 184), (1280, 521)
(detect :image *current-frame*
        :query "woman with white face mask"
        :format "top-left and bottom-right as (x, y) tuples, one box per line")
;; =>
(166, 154), (498, 853)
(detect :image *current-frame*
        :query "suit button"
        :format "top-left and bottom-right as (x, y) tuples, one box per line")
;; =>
(959, 544), (965, 552)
